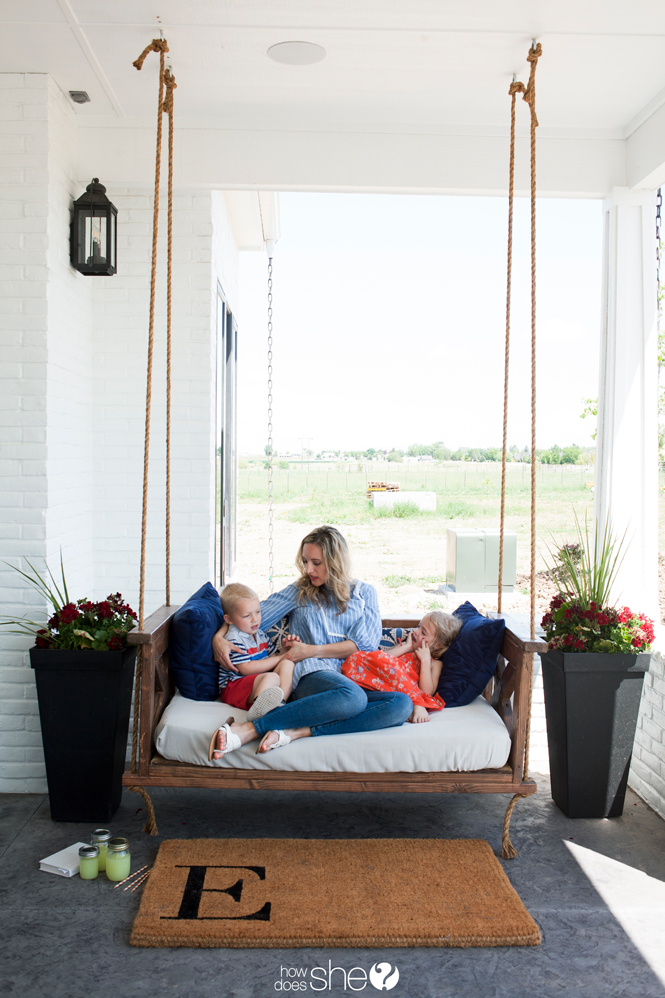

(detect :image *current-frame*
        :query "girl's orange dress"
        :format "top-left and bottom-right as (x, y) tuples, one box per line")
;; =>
(341, 649), (445, 710)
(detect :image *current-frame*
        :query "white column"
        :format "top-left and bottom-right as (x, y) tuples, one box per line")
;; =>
(595, 187), (659, 620)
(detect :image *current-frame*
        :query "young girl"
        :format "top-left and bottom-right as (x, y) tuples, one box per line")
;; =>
(341, 611), (462, 723)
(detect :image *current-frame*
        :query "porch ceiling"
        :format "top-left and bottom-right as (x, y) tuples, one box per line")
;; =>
(3, 1), (665, 194)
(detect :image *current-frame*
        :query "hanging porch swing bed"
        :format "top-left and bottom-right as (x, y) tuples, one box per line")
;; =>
(123, 40), (547, 859)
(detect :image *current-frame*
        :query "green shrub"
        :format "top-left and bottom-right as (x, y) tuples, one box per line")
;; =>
(383, 574), (414, 588)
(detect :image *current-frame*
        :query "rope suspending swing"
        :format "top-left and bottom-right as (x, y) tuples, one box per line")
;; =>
(498, 41), (542, 860)
(128, 36), (177, 834)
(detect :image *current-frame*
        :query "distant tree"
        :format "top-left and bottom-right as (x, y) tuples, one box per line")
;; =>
(386, 449), (403, 462)
(561, 445), (581, 464)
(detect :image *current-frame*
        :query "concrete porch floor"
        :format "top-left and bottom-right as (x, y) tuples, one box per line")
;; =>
(1, 776), (664, 998)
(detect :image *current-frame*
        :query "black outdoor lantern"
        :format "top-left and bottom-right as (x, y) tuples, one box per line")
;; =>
(70, 178), (117, 276)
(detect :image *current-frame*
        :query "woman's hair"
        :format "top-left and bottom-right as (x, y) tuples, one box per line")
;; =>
(423, 611), (463, 658)
(295, 525), (353, 613)
(220, 582), (258, 616)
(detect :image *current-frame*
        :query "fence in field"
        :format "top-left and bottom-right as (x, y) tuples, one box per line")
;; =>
(238, 461), (595, 501)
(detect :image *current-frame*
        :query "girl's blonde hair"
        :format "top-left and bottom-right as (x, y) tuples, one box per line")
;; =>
(422, 611), (463, 658)
(295, 525), (353, 613)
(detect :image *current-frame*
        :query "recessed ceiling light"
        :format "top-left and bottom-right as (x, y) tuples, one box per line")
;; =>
(69, 91), (90, 104)
(267, 41), (326, 65)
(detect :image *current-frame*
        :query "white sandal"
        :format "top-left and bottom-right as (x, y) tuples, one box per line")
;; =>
(247, 686), (285, 721)
(208, 716), (241, 761)
(256, 730), (292, 754)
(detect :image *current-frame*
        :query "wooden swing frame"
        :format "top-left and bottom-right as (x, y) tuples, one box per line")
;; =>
(122, 608), (545, 831)
(124, 41), (546, 856)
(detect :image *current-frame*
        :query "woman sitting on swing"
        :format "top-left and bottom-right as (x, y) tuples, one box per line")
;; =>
(209, 524), (412, 756)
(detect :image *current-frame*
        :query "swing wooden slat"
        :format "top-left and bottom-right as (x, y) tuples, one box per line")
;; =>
(122, 607), (545, 799)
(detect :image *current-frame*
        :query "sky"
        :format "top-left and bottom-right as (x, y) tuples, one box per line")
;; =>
(237, 192), (603, 456)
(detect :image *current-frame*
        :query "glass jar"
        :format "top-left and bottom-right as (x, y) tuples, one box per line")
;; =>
(105, 837), (131, 881)
(91, 829), (112, 872)
(79, 845), (99, 880)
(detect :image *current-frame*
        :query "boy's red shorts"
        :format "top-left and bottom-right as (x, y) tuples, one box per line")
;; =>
(220, 675), (255, 710)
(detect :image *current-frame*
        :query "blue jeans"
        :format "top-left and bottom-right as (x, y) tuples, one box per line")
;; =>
(252, 670), (413, 739)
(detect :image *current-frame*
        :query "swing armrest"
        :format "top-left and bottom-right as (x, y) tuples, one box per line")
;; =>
(127, 605), (180, 647)
(127, 605), (180, 778)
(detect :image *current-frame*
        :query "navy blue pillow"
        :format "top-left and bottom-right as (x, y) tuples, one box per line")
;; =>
(169, 582), (225, 701)
(437, 601), (506, 708)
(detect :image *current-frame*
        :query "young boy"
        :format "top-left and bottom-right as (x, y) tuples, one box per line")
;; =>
(218, 582), (295, 722)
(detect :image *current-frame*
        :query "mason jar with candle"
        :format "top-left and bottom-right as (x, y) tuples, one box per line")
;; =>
(105, 837), (131, 881)
(91, 828), (112, 872)
(79, 844), (99, 880)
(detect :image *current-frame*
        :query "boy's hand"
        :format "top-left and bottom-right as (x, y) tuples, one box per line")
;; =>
(281, 634), (302, 650)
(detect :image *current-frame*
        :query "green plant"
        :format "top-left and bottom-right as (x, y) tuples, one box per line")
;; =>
(1, 557), (137, 651)
(373, 500), (422, 519)
(546, 512), (626, 610)
(541, 597), (654, 653)
(541, 512), (654, 654)
(383, 574), (414, 589)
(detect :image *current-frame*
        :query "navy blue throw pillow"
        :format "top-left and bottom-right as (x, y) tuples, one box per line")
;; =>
(437, 601), (506, 708)
(169, 582), (225, 701)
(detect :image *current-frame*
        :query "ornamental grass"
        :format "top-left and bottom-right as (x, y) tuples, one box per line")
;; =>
(542, 512), (654, 653)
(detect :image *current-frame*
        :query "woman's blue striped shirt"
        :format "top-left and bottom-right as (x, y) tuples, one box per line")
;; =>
(260, 580), (381, 688)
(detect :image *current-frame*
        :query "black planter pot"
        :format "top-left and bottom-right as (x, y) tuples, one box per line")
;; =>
(30, 646), (137, 823)
(541, 649), (650, 818)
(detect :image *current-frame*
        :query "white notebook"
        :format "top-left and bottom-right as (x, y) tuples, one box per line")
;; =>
(39, 842), (90, 878)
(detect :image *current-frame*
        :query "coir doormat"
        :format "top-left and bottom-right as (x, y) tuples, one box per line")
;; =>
(130, 838), (540, 948)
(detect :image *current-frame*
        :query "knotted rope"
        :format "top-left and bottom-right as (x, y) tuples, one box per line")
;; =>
(128, 39), (177, 836)
(500, 43), (542, 860)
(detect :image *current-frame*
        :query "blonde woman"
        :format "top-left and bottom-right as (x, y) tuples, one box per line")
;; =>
(210, 525), (412, 757)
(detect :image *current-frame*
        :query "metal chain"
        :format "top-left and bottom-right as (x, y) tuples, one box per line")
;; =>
(657, 188), (662, 326)
(267, 256), (274, 593)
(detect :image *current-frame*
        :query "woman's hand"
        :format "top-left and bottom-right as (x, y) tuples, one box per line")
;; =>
(212, 629), (244, 671)
(279, 639), (316, 663)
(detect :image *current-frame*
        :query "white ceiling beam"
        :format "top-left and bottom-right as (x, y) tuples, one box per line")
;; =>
(78, 123), (626, 198)
(627, 100), (665, 191)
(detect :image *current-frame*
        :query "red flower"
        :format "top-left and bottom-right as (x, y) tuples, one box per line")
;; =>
(573, 638), (585, 650)
(564, 634), (573, 646)
(97, 601), (113, 619)
(107, 635), (123, 651)
(59, 603), (79, 625)
(35, 628), (51, 648)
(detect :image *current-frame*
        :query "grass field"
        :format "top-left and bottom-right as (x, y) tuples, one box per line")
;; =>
(234, 461), (607, 617)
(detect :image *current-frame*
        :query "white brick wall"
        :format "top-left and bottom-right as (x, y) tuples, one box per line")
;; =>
(629, 648), (665, 820)
(0, 75), (241, 791)
(0, 74), (51, 791)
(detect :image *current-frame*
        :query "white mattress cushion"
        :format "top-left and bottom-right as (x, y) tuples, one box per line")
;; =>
(154, 691), (511, 773)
